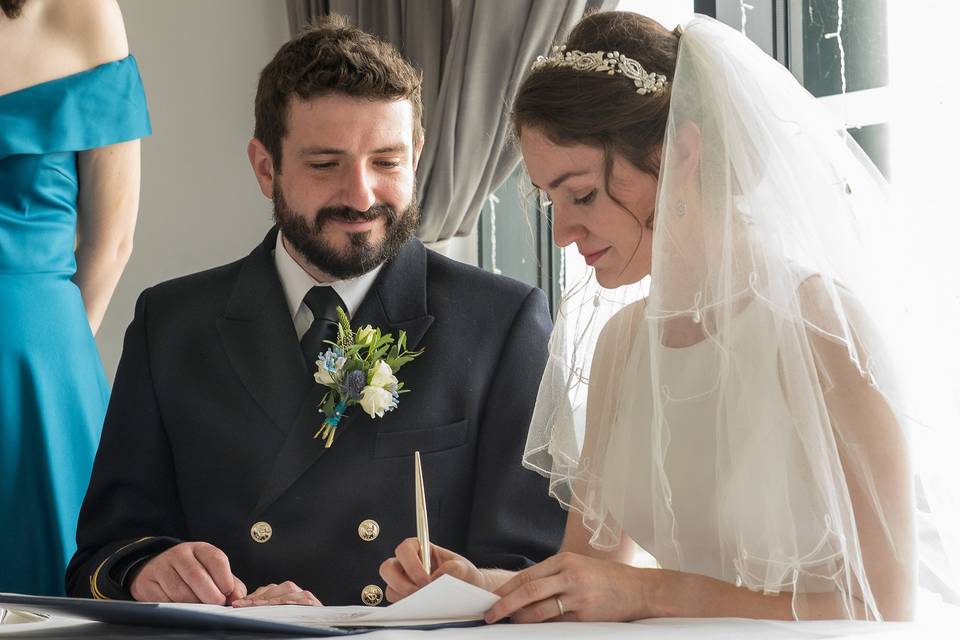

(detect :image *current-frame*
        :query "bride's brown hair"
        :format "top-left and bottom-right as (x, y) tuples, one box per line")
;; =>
(512, 11), (681, 179)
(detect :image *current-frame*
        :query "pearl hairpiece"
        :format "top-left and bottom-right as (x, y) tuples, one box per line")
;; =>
(531, 45), (669, 95)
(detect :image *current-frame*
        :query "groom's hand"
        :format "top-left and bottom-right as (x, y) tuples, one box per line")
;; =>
(129, 542), (247, 604)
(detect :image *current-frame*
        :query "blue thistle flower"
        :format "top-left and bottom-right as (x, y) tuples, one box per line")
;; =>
(344, 369), (366, 401)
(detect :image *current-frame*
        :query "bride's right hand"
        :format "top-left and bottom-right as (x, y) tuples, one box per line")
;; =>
(379, 538), (492, 602)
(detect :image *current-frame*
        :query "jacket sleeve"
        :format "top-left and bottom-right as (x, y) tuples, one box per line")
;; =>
(463, 287), (566, 570)
(65, 289), (184, 599)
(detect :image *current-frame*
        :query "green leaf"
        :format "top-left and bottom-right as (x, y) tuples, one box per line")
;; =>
(321, 393), (336, 417)
(336, 306), (354, 346)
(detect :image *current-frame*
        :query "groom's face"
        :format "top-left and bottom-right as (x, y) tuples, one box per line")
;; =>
(253, 93), (422, 279)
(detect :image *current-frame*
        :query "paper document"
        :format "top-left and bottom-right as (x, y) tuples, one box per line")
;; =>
(165, 574), (497, 628)
(0, 574), (498, 635)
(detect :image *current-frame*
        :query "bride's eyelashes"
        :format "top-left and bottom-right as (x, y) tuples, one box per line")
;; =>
(572, 189), (597, 206)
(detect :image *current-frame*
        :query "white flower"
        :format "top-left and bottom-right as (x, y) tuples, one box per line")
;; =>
(360, 385), (396, 418)
(314, 363), (335, 386)
(355, 325), (376, 346)
(368, 360), (398, 390)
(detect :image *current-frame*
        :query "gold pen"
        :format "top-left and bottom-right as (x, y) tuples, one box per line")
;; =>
(414, 450), (431, 575)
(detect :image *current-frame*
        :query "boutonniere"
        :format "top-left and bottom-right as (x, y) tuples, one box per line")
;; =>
(312, 307), (424, 448)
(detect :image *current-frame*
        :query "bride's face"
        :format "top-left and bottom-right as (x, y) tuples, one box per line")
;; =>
(520, 127), (657, 288)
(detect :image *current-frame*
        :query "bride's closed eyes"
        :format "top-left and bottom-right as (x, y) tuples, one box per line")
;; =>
(572, 189), (597, 206)
(536, 188), (597, 208)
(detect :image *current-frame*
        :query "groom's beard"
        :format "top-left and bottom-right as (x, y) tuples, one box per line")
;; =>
(273, 183), (420, 280)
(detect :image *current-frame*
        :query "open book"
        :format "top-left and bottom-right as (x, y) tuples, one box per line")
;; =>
(0, 574), (498, 635)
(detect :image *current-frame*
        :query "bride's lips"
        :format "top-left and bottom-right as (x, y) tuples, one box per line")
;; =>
(582, 247), (610, 266)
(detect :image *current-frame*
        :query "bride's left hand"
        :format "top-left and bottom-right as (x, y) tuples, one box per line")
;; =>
(484, 552), (657, 623)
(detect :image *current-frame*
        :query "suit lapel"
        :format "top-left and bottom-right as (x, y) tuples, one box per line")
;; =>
(251, 238), (435, 516)
(217, 228), (307, 436)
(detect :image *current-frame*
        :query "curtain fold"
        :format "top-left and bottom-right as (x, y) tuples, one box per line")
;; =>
(285, 0), (611, 243)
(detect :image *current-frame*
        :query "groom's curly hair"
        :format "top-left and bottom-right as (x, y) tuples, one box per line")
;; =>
(254, 13), (423, 171)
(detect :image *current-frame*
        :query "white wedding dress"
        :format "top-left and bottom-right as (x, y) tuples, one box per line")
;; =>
(523, 15), (959, 620)
(589, 294), (839, 596)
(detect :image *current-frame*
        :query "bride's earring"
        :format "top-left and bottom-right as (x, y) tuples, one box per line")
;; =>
(675, 198), (687, 217)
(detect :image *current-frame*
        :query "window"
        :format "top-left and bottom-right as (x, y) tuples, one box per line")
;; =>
(475, 1), (694, 314)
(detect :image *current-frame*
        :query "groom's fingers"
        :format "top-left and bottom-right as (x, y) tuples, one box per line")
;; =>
(394, 538), (431, 587)
(192, 543), (237, 597)
(380, 558), (420, 599)
(226, 577), (247, 604)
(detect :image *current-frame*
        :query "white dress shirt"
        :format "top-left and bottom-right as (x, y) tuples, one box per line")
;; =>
(273, 231), (382, 341)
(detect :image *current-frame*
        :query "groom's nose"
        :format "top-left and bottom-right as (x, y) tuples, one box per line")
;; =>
(338, 162), (377, 213)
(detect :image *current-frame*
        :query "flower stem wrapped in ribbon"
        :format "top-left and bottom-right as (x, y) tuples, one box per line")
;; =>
(312, 307), (424, 448)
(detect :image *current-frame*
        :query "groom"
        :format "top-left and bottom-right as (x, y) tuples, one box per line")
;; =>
(66, 16), (564, 606)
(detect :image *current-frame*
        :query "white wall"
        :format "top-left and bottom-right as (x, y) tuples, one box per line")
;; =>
(96, 1), (294, 381)
(98, 1), (480, 382)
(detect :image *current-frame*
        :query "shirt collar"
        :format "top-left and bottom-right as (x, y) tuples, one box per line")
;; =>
(273, 230), (382, 320)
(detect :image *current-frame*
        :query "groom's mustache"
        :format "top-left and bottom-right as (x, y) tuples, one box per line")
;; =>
(313, 204), (398, 229)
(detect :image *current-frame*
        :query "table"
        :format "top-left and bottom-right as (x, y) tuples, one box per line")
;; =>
(2, 615), (958, 639)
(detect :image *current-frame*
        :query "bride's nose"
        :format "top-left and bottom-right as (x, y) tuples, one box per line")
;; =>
(551, 206), (586, 248)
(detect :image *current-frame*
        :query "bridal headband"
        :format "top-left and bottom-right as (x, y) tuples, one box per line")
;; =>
(530, 45), (669, 96)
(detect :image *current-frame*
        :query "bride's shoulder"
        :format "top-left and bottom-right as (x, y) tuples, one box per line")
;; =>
(794, 270), (871, 343)
(595, 298), (648, 350)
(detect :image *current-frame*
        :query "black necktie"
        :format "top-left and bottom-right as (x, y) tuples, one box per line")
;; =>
(300, 286), (347, 367)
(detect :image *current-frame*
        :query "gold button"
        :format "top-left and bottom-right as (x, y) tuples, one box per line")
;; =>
(361, 584), (384, 606)
(358, 519), (380, 542)
(250, 521), (272, 543)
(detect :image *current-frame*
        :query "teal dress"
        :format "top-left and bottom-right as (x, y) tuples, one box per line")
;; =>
(0, 56), (150, 595)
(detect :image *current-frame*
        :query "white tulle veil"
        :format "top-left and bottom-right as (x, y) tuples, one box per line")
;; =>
(522, 15), (960, 621)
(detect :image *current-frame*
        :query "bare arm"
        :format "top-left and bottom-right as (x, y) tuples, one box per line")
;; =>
(645, 335), (915, 620)
(490, 287), (915, 623)
(74, 139), (141, 334)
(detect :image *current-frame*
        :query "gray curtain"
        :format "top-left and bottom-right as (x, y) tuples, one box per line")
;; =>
(286, 0), (611, 243)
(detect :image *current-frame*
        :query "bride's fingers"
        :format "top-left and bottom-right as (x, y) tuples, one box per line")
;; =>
(494, 554), (565, 597)
(510, 596), (578, 624)
(485, 574), (567, 624)
(430, 559), (473, 584)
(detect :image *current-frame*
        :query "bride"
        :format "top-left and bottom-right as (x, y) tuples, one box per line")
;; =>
(381, 11), (959, 622)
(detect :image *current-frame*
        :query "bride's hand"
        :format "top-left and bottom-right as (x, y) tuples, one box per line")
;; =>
(484, 552), (655, 623)
(379, 538), (494, 602)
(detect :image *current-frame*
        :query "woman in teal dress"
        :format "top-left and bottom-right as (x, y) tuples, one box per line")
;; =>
(0, 0), (150, 595)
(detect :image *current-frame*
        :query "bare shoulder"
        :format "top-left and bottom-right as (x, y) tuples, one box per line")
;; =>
(42, 0), (128, 65)
(591, 298), (647, 378)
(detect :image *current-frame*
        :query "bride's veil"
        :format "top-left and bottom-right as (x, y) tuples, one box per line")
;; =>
(522, 15), (960, 620)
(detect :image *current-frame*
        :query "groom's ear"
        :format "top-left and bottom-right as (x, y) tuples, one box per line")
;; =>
(248, 137), (277, 198)
(412, 135), (424, 172)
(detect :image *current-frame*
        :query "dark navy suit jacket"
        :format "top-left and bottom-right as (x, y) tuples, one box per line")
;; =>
(66, 227), (565, 605)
